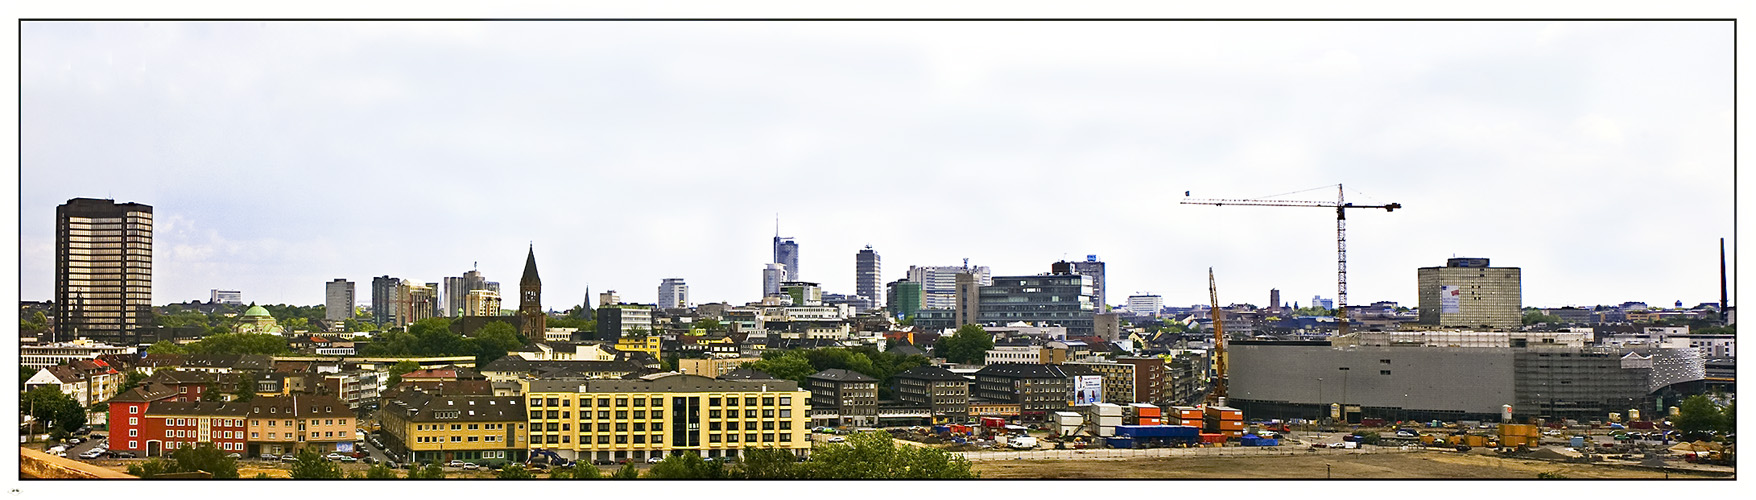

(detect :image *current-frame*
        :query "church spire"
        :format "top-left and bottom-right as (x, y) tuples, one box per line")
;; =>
(521, 244), (541, 287)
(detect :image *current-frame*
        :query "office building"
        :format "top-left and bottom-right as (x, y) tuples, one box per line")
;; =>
(522, 374), (813, 462)
(324, 279), (355, 322)
(781, 281), (822, 307)
(773, 222), (800, 281)
(464, 289), (503, 317)
(975, 268), (1097, 336)
(954, 272), (980, 327)
(658, 278), (689, 309)
(855, 246), (881, 312)
(20, 339), (138, 369)
(210, 290), (242, 305)
(1126, 294), (1163, 317)
(54, 198), (153, 345)
(907, 264), (992, 310)
(444, 270), (499, 318)
(762, 263), (787, 298)
(520, 246), (546, 339)
(1418, 257), (1523, 331)
(891, 366), (970, 421)
(394, 282), (439, 327)
(806, 369), (878, 427)
(973, 363), (1072, 422)
(1071, 255), (1107, 310)
(599, 290), (620, 311)
(371, 276), (399, 327)
(597, 305), (655, 342)
(885, 280), (924, 320)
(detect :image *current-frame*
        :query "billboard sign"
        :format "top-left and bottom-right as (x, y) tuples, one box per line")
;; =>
(336, 442), (354, 453)
(1440, 285), (1461, 313)
(1073, 375), (1103, 406)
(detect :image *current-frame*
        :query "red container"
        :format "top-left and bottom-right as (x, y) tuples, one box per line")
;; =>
(981, 417), (1006, 428)
(1199, 433), (1226, 443)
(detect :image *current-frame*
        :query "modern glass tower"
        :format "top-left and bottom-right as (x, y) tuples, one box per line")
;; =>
(55, 198), (153, 344)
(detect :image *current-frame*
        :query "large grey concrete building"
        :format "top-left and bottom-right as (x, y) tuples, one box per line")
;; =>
(324, 279), (354, 322)
(1418, 257), (1522, 331)
(55, 198), (153, 345)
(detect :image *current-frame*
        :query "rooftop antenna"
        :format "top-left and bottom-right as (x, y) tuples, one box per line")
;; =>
(775, 214), (780, 237)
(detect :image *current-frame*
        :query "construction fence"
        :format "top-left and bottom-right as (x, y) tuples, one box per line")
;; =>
(953, 444), (1426, 462)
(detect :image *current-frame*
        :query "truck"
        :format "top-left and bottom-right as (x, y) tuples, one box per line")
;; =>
(1007, 436), (1038, 450)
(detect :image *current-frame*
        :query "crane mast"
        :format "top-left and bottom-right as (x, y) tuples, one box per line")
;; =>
(1206, 267), (1227, 405)
(1180, 184), (1400, 336)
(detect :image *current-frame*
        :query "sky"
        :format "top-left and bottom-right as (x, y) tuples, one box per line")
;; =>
(17, 20), (1736, 311)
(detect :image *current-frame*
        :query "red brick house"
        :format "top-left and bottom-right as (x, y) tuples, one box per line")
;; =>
(106, 382), (179, 455)
(144, 401), (251, 456)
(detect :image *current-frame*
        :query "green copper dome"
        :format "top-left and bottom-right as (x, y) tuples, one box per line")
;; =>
(242, 304), (272, 317)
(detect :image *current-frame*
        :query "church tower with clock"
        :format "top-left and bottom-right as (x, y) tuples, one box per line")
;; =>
(520, 244), (545, 338)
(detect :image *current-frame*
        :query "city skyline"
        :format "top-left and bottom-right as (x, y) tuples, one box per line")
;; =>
(19, 21), (1734, 310)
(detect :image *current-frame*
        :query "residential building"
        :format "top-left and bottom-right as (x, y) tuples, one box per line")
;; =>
(1071, 256), (1107, 311)
(1067, 361), (1137, 404)
(855, 246), (882, 313)
(907, 264), (992, 310)
(615, 333), (663, 358)
(658, 278), (689, 309)
(890, 365), (969, 421)
(885, 280), (924, 320)
(143, 401), (251, 456)
(142, 370), (245, 402)
(371, 276), (399, 326)
(1418, 257), (1521, 331)
(519, 246), (546, 339)
(973, 363), (1072, 422)
(522, 373), (812, 462)
(985, 344), (1042, 365)
(55, 198), (153, 344)
(106, 383), (180, 455)
(1127, 294), (1163, 318)
(20, 339), (137, 369)
(597, 305), (656, 341)
(243, 395), (355, 456)
(678, 357), (762, 378)
(1117, 357), (1168, 406)
(324, 279), (355, 322)
(806, 369), (878, 427)
(380, 392), (528, 464)
(24, 359), (123, 407)
(211, 290), (243, 305)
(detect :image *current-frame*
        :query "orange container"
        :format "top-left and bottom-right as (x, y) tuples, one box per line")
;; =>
(1213, 420), (1245, 430)
(1205, 406), (1244, 420)
(1137, 407), (1162, 417)
(1172, 407), (1203, 420)
(1140, 418), (1161, 425)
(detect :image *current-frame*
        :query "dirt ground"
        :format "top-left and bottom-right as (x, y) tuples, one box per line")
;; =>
(971, 451), (1733, 479)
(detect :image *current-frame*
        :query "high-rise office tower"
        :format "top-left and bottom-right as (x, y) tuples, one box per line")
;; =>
(659, 278), (689, 309)
(444, 269), (498, 317)
(324, 279), (355, 322)
(519, 245), (545, 338)
(773, 218), (800, 281)
(763, 263), (788, 298)
(1418, 257), (1522, 331)
(855, 246), (881, 313)
(394, 281), (439, 327)
(371, 276), (399, 326)
(906, 264), (992, 310)
(1072, 255), (1107, 311)
(953, 272), (980, 326)
(54, 198), (152, 344)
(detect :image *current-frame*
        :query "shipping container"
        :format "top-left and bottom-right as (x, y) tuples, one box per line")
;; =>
(1205, 406), (1244, 420)
(1569, 436), (1586, 448)
(1107, 436), (1136, 449)
(1199, 433), (1226, 443)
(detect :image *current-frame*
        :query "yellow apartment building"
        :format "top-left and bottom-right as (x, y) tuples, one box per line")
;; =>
(522, 373), (811, 463)
(379, 391), (528, 464)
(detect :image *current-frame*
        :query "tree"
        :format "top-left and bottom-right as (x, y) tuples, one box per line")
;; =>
(407, 463), (447, 479)
(550, 464), (601, 479)
(386, 360), (421, 388)
(609, 462), (641, 479)
(19, 365), (37, 390)
(936, 324), (994, 365)
(744, 351), (816, 383)
(1673, 395), (1724, 439)
(364, 464), (398, 479)
(1522, 311), (1563, 325)
(646, 451), (729, 479)
(122, 370), (149, 391)
(474, 321), (524, 366)
(146, 341), (187, 355)
(289, 448), (343, 479)
(231, 380), (255, 402)
(496, 464), (537, 479)
(170, 443), (240, 478)
(23, 386), (86, 434)
(733, 448), (804, 479)
(1718, 399), (1735, 436)
(801, 431), (975, 479)
(126, 458), (175, 478)
(697, 318), (725, 333)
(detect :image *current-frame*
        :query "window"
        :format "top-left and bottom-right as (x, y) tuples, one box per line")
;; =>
(616, 398), (628, 407)
(312, 432), (320, 438)
(710, 410), (721, 418)
(728, 434), (739, 443)
(598, 423), (611, 432)
(764, 433), (775, 442)
(779, 422), (791, 430)
(452, 436), (461, 442)
(469, 424), (478, 430)
(561, 412), (569, 419)
(452, 424), (462, 430)
(129, 429), (138, 437)
(745, 422), (757, 430)
(616, 423), (628, 431)
(710, 422), (721, 431)
(165, 418), (174, 426)
(597, 398), (609, 407)
(1380, 359), (1391, 364)
(561, 398), (570, 407)
(633, 435), (645, 444)
(633, 423), (645, 432)
(251, 432), (258, 439)
(650, 398), (663, 407)
(616, 411), (627, 419)
(129, 417), (138, 425)
(709, 397), (721, 406)
(779, 409), (791, 418)
(632, 398), (644, 407)
(763, 397), (774, 406)
(597, 411), (609, 419)
(129, 440), (137, 448)
(746, 397), (757, 406)
(1380, 370), (1391, 375)
(709, 434), (721, 443)
(745, 410), (757, 418)
(598, 435), (610, 444)
(547, 398), (560, 407)
(529, 398), (542, 407)
(529, 411), (542, 419)
(651, 434), (663, 444)
(763, 422), (774, 430)
(129, 406), (138, 414)
(763, 410), (774, 418)
(779, 397), (791, 405)
(252, 420), (259, 426)
(616, 435), (627, 444)
(562, 435), (571, 444)
(468, 436), (479, 442)
(164, 430), (172, 437)
(562, 424), (571, 431)
(286, 420), (292, 426)
(326, 419), (333, 426)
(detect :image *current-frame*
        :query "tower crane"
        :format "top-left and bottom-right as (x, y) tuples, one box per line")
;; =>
(1206, 267), (1228, 406)
(1180, 184), (1401, 336)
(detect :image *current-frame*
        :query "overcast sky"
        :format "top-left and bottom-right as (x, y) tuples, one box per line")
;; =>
(18, 21), (1734, 311)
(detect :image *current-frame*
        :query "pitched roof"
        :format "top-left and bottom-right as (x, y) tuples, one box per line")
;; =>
(108, 383), (180, 404)
(889, 344), (928, 357)
(383, 391), (526, 423)
(144, 400), (252, 417)
(716, 368), (776, 381)
(975, 363), (1070, 379)
(246, 394), (352, 418)
(807, 368), (877, 383)
(480, 357), (640, 376)
(525, 373), (800, 394)
(893, 365), (967, 382)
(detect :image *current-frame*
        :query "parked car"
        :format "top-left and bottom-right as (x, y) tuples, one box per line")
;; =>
(340, 456), (358, 463)
(826, 436), (846, 443)
(260, 453), (279, 460)
(225, 453), (241, 459)
(448, 460), (467, 468)
(1395, 429), (1419, 438)
(67, 438), (82, 445)
(281, 454), (297, 462)
(326, 453), (347, 461)
(78, 450), (104, 459)
(592, 459), (615, 465)
(646, 456), (662, 464)
(362, 457), (377, 465)
(461, 462), (479, 471)
(109, 451), (136, 459)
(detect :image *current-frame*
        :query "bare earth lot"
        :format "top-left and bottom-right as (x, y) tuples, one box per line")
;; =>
(971, 451), (1732, 479)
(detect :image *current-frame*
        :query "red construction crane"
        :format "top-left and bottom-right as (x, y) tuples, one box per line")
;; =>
(1180, 184), (1401, 336)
